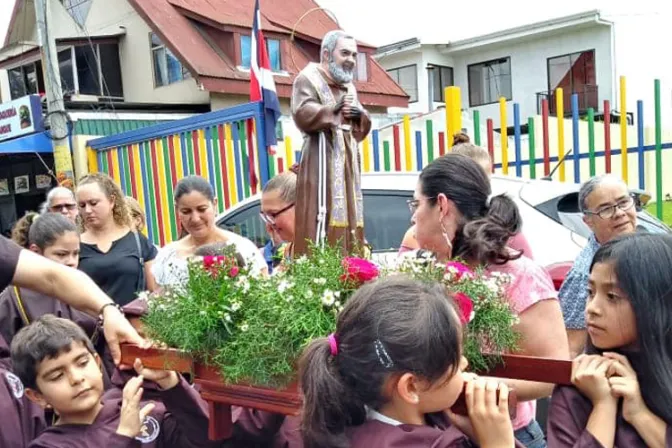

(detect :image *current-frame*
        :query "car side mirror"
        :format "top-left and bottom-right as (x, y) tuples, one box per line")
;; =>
(630, 188), (652, 212)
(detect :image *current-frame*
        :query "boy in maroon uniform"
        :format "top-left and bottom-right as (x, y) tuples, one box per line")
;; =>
(11, 315), (218, 447)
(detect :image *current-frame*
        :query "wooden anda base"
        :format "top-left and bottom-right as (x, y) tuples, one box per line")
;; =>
(120, 344), (572, 441)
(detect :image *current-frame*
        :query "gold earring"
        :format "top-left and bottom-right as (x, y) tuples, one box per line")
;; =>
(440, 221), (453, 253)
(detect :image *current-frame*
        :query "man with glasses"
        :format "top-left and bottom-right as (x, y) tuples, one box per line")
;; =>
(42, 187), (78, 224)
(559, 174), (637, 357)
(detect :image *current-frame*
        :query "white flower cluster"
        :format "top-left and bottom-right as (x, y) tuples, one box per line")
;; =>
(321, 289), (343, 312)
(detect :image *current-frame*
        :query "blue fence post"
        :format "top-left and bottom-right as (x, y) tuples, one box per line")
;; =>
(637, 100), (645, 190)
(372, 130), (381, 172)
(513, 103), (522, 177)
(571, 93), (581, 183)
(415, 130), (423, 170)
(252, 102), (270, 187)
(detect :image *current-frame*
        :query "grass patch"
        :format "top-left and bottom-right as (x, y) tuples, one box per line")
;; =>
(645, 201), (672, 227)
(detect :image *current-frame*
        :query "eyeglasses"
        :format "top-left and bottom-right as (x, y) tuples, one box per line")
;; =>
(407, 197), (436, 214)
(50, 203), (77, 212)
(260, 203), (295, 226)
(584, 196), (635, 220)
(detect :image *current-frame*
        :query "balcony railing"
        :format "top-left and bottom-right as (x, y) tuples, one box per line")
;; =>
(536, 84), (598, 116)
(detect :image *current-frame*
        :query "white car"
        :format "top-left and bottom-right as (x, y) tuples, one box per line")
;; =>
(216, 172), (669, 284)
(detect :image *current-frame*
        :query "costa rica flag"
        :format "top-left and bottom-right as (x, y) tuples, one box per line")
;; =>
(250, 0), (281, 150)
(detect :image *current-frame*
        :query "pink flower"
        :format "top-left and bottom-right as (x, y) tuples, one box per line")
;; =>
(340, 257), (379, 286)
(229, 266), (240, 278)
(453, 292), (475, 325)
(445, 261), (473, 280)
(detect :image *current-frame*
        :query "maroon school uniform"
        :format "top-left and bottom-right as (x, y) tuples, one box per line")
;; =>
(230, 408), (301, 447)
(0, 334), (47, 448)
(0, 235), (22, 292)
(28, 376), (218, 448)
(0, 286), (98, 348)
(547, 385), (672, 447)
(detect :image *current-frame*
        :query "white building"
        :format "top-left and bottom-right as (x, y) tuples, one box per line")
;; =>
(375, 10), (615, 129)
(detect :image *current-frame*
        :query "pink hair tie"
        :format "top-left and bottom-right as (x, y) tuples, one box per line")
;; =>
(327, 333), (338, 356)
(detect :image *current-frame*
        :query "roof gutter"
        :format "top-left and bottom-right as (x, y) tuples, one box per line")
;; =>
(441, 10), (607, 54)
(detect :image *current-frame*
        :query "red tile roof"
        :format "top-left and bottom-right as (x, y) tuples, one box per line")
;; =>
(128, 0), (408, 107)
(2, 0), (408, 107)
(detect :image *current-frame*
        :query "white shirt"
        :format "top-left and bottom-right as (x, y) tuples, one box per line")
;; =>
(152, 231), (267, 288)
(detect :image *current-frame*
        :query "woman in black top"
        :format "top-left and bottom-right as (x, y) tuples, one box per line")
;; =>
(76, 173), (157, 306)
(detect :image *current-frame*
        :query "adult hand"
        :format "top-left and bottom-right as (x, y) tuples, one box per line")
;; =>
(103, 305), (146, 367)
(571, 354), (616, 406)
(604, 352), (648, 424)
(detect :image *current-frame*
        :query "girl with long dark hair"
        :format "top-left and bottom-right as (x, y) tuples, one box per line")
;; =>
(548, 233), (672, 447)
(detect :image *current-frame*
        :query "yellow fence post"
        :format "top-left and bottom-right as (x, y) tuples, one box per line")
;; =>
(556, 88), (566, 182)
(499, 97), (508, 175)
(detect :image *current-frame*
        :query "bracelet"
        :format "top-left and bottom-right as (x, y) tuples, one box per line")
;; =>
(98, 302), (122, 322)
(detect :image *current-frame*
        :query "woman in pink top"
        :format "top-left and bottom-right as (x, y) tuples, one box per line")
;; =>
(408, 153), (569, 448)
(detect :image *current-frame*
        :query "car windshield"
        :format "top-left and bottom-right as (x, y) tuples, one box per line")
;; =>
(217, 190), (414, 252)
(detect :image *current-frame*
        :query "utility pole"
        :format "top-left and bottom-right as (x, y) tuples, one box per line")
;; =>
(34, 0), (75, 189)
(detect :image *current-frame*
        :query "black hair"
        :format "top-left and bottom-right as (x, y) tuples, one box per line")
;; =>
(588, 233), (672, 424)
(194, 241), (247, 268)
(419, 153), (523, 265)
(10, 315), (96, 389)
(11, 212), (77, 250)
(298, 276), (462, 448)
(174, 175), (215, 203)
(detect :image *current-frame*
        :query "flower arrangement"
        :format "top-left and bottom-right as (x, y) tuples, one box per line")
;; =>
(143, 244), (378, 387)
(141, 244), (518, 388)
(389, 252), (520, 372)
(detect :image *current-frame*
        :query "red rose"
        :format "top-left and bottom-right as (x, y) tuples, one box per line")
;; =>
(203, 255), (227, 276)
(229, 266), (240, 278)
(453, 292), (474, 325)
(340, 257), (379, 286)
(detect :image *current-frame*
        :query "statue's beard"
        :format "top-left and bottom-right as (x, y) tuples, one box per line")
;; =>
(328, 60), (354, 84)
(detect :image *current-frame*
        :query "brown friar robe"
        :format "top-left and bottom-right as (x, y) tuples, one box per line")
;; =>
(291, 63), (371, 257)
(547, 385), (672, 447)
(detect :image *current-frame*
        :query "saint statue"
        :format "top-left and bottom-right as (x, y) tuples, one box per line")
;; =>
(291, 30), (372, 256)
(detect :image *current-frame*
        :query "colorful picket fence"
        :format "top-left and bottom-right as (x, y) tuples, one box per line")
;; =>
(88, 79), (670, 246)
(87, 102), (272, 246)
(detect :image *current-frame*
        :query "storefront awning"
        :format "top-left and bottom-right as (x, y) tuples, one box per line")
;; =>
(0, 131), (53, 154)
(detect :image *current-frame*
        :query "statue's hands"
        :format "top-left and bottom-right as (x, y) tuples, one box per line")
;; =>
(332, 97), (347, 114)
(343, 106), (362, 121)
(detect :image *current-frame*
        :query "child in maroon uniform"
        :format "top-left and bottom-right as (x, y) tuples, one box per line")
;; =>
(0, 333), (46, 448)
(547, 234), (672, 447)
(299, 276), (517, 448)
(10, 315), (219, 448)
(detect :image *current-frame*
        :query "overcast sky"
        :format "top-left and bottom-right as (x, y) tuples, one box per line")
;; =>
(1, 0), (670, 110)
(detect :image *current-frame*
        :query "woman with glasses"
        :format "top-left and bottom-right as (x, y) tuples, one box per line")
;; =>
(559, 174), (637, 358)
(152, 175), (267, 288)
(408, 153), (569, 448)
(42, 187), (79, 224)
(260, 172), (296, 272)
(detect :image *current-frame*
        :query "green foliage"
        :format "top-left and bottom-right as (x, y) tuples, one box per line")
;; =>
(142, 245), (519, 387)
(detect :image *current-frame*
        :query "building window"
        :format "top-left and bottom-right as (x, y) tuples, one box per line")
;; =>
(429, 65), (454, 102)
(7, 61), (45, 100)
(60, 0), (93, 27)
(240, 35), (282, 72)
(387, 65), (418, 103)
(468, 57), (512, 107)
(356, 53), (368, 82)
(547, 50), (595, 92)
(151, 33), (191, 87)
(57, 43), (124, 97)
